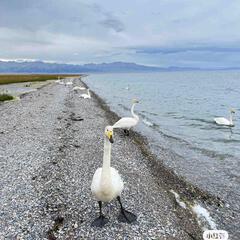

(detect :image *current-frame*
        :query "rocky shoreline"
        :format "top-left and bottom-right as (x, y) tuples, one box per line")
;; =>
(0, 77), (227, 239)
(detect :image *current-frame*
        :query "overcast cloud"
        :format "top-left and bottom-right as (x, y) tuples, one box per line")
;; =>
(1, 0), (240, 67)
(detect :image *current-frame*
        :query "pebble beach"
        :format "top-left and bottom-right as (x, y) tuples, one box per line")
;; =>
(0, 77), (218, 239)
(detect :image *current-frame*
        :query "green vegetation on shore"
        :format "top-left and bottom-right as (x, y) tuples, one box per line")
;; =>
(0, 74), (80, 85)
(0, 93), (14, 101)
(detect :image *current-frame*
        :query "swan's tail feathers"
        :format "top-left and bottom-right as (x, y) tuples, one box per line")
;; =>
(117, 196), (137, 224)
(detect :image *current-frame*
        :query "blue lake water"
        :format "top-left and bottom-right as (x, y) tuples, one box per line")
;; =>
(84, 71), (240, 204)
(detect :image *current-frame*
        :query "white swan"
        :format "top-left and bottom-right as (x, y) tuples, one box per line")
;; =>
(72, 86), (86, 91)
(214, 109), (236, 127)
(80, 89), (91, 99)
(113, 99), (139, 135)
(65, 81), (73, 86)
(91, 126), (137, 227)
(55, 76), (61, 83)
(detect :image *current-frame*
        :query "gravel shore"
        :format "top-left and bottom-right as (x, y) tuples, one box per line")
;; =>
(0, 78), (203, 239)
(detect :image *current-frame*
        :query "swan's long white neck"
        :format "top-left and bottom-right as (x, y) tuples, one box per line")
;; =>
(100, 136), (112, 186)
(87, 89), (91, 96)
(131, 103), (139, 120)
(230, 111), (233, 125)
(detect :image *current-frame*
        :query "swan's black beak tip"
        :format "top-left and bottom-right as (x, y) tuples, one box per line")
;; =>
(109, 136), (114, 143)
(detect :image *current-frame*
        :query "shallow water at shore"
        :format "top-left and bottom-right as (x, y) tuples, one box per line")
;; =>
(84, 71), (240, 207)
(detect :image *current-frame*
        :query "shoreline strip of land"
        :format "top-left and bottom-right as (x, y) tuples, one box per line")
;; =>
(0, 77), (235, 239)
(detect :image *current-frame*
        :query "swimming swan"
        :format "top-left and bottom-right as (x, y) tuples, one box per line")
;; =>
(80, 89), (91, 99)
(113, 99), (139, 135)
(214, 109), (236, 127)
(91, 126), (137, 227)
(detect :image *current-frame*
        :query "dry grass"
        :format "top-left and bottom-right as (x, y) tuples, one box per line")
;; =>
(0, 74), (80, 85)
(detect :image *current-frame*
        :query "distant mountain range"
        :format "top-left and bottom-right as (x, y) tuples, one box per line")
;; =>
(0, 60), (238, 73)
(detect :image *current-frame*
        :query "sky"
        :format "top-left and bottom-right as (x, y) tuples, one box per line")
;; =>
(1, 0), (240, 68)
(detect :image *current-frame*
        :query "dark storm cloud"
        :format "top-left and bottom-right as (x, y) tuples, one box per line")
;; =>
(0, 0), (124, 34)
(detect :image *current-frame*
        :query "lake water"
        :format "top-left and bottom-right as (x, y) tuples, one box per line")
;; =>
(84, 71), (240, 206)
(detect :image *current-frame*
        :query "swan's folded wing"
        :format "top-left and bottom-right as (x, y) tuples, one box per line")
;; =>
(110, 167), (124, 195)
(91, 168), (102, 194)
(214, 117), (230, 125)
(113, 117), (137, 129)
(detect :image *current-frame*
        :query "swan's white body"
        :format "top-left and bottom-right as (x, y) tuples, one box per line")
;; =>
(214, 117), (233, 126)
(80, 89), (91, 99)
(113, 102), (139, 130)
(91, 127), (124, 202)
(65, 81), (73, 85)
(214, 110), (235, 126)
(72, 86), (86, 91)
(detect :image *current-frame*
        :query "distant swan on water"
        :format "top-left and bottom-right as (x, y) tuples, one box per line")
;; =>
(113, 99), (139, 135)
(80, 89), (91, 99)
(214, 108), (236, 127)
(91, 126), (137, 227)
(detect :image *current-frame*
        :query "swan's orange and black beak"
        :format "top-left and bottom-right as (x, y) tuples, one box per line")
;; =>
(107, 130), (114, 143)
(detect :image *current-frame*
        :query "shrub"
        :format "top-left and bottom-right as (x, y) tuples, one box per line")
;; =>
(0, 93), (14, 102)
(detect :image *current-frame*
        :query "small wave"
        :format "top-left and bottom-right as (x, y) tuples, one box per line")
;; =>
(189, 145), (234, 160)
(173, 115), (187, 120)
(191, 203), (217, 230)
(141, 110), (158, 116)
(190, 118), (214, 124)
(211, 138), (240, 143)
(155, 129), (190, 144)
(225, 87), (240, 93)
(153, 127), (235, 161)
(117, 103), (129, 111)
(165, 111), (178, 116)
(142, 118), (154, 127)
(187, 123), (203, 127)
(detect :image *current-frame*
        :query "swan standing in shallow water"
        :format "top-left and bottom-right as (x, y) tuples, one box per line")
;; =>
(80, 89), (91, 99)
(91, 126), (137, 227)
(214, 109), (236, 127)
(113, 99), (139, 135)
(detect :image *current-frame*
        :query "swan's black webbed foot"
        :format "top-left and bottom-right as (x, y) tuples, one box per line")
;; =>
(117, 196), (137, 224)
(118, 209), (137, 223)
(123, 129), (130, 136)
(91, 201), (108, 227)
(91, 215), (109, 227)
